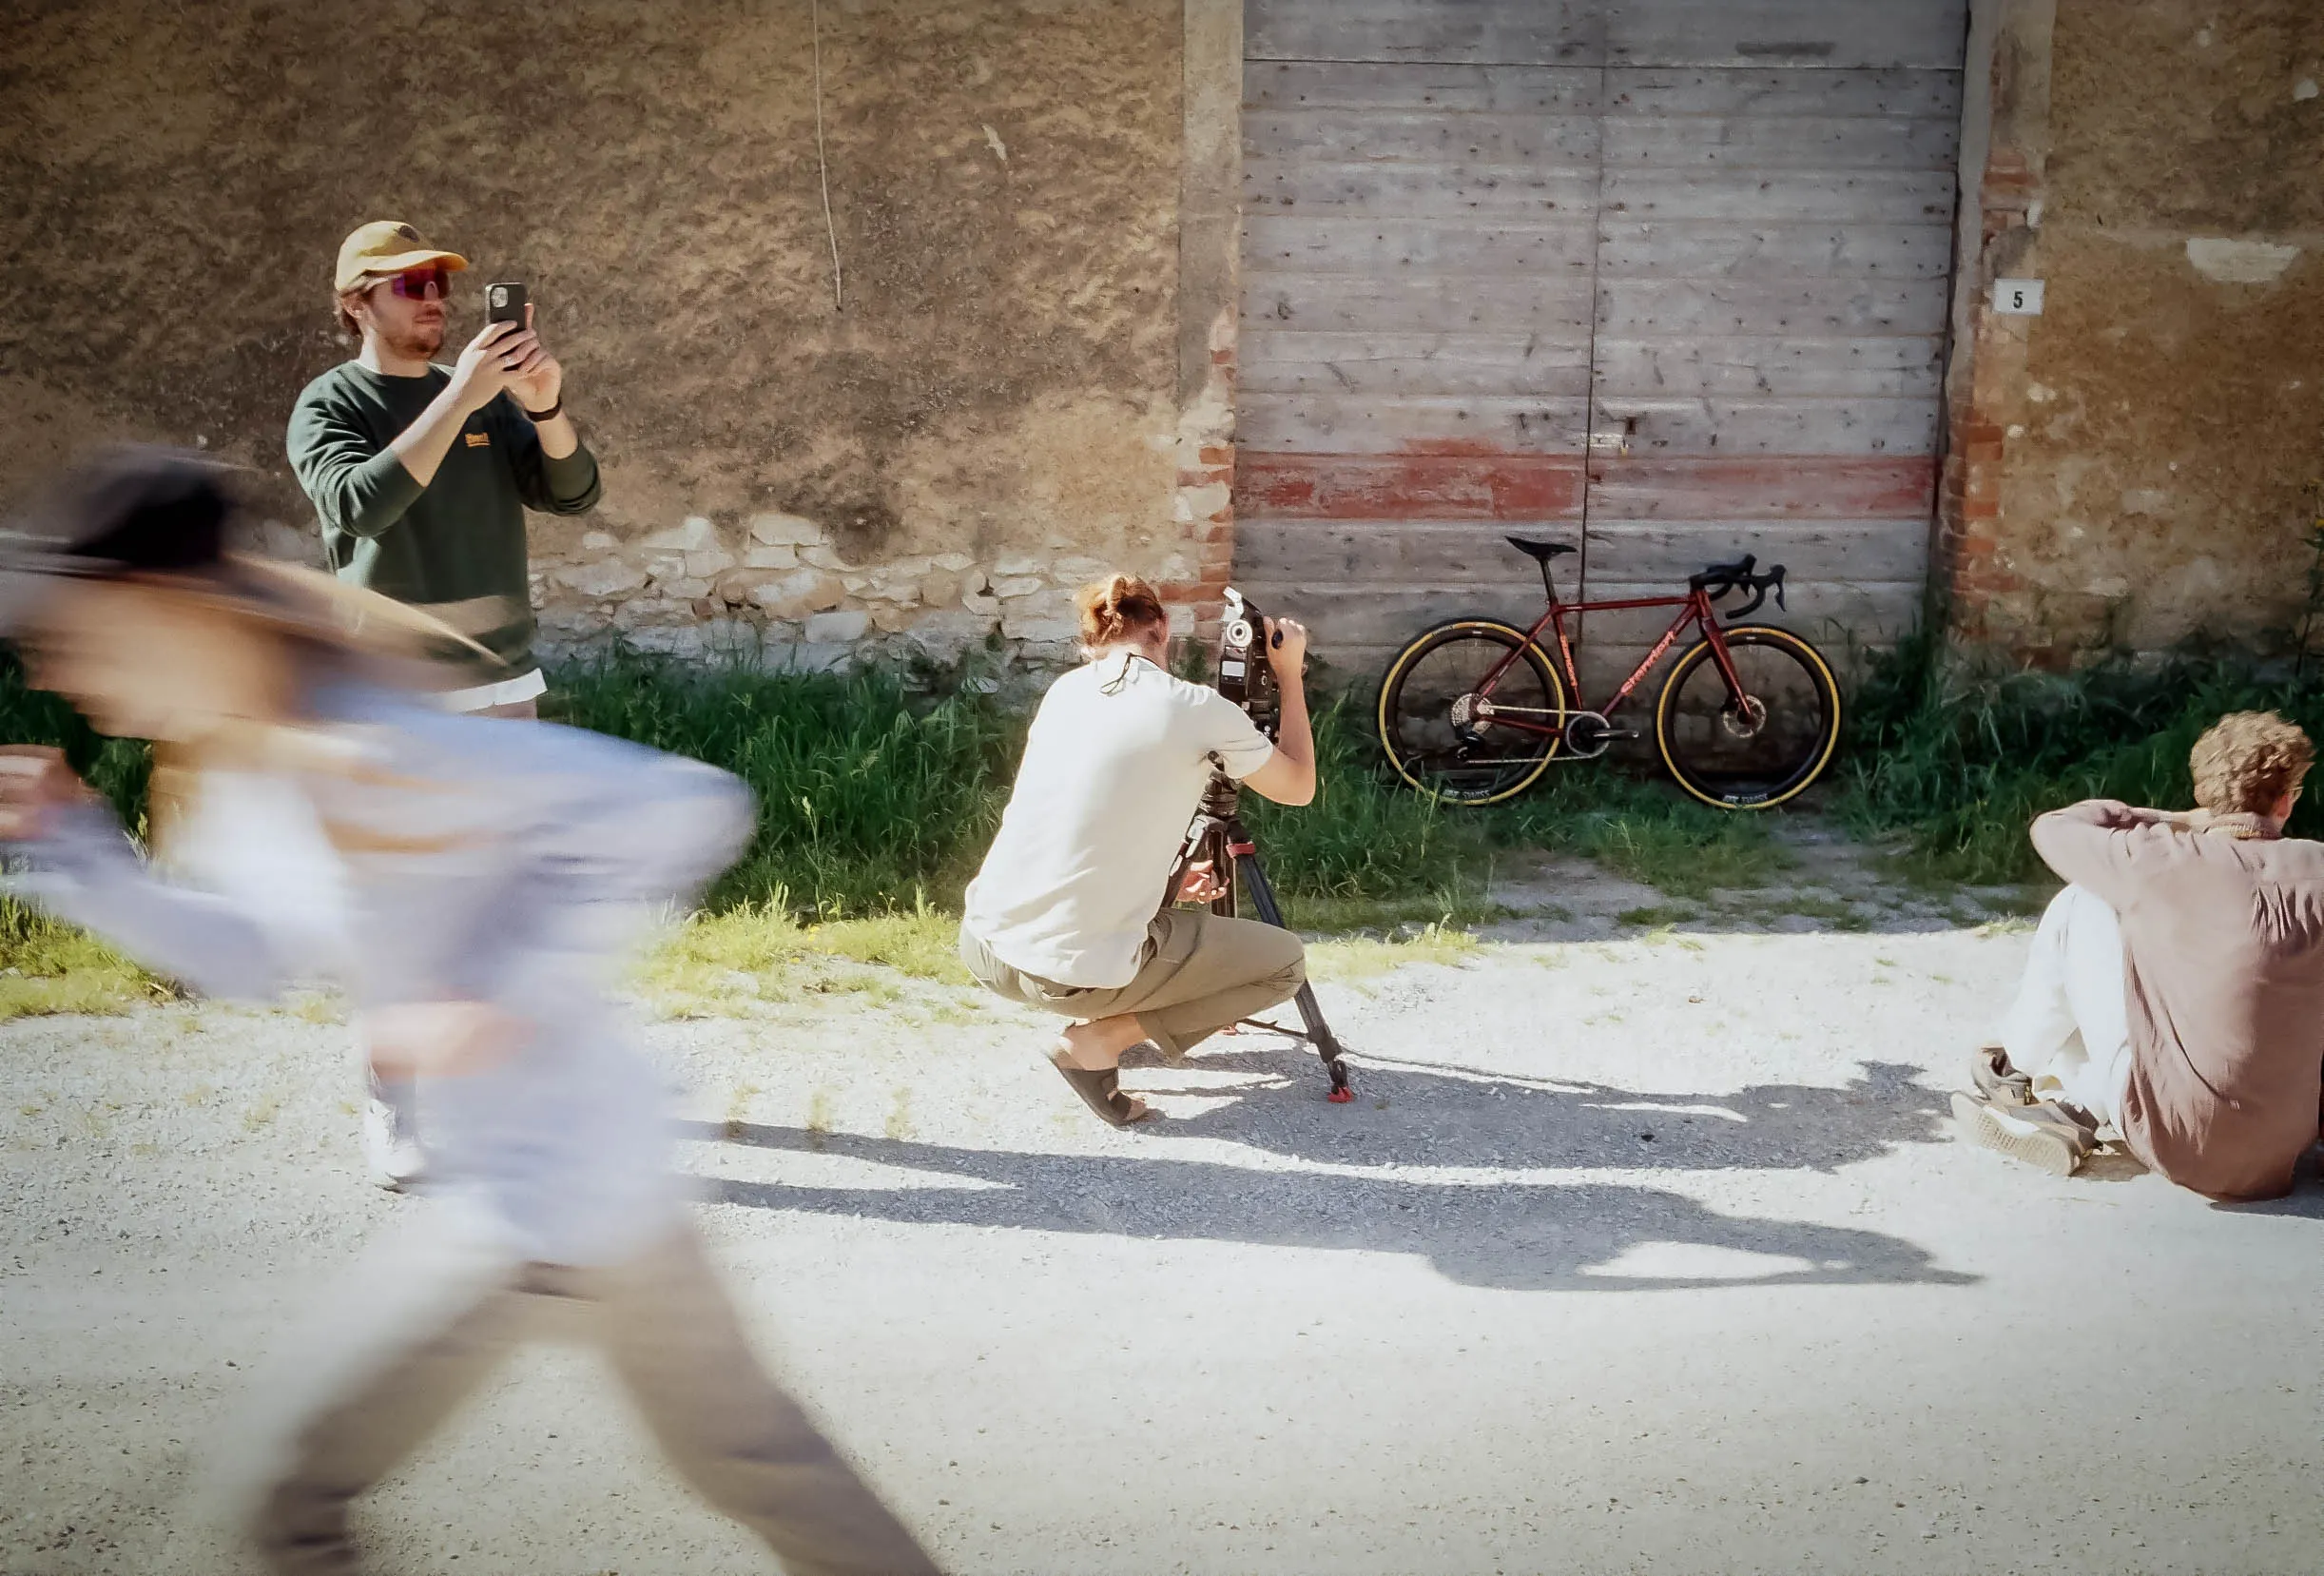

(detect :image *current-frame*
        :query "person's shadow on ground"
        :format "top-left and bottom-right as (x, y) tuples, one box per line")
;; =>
(1132, 1042), (1943, 1176)
(686, 1048), (1972, 1291)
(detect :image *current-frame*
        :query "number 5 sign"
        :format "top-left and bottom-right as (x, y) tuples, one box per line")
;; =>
(1991, 278), (2045, 315)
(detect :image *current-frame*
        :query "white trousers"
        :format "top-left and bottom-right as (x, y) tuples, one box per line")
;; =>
(1995, 884), (2135, 1126)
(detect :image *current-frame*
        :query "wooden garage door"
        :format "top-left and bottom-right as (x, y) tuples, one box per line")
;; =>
(1233, 0), (1966, 690)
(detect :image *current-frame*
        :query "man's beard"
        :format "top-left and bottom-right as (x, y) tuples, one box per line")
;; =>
(383, 319), (446, 361)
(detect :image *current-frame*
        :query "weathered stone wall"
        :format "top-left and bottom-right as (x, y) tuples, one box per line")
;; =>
(1940, 0), (2324, 663)
(0, 0), (1193, 669)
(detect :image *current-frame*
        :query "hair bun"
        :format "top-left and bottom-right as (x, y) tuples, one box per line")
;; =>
(1075, 573), (1168, 651)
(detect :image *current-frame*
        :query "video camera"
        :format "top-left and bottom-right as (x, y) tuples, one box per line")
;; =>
(1215, 588), (1282, 740)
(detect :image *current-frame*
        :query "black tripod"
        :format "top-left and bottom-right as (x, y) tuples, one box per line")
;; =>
(1166, 769), (1354, 1102)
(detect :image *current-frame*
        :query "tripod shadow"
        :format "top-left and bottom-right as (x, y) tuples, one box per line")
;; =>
(687, 1119), (1974, 1292)
(1136, 1040), (1946, 1177)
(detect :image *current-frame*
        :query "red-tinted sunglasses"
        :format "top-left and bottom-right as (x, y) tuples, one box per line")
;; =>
(380, 266), (453, 302)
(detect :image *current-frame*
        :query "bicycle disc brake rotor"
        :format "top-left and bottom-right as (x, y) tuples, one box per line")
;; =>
(1718, 694), (1769, 740)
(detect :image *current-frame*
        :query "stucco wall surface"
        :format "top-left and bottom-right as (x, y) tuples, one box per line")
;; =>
(0, 0), (1187, 667)
(1961, 0), (2324, 657)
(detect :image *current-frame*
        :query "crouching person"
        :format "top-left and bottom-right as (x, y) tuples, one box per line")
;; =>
(1956, 711), (2324, 1199)
(0, 452), (939, 1576)
(959, 575), (1317, 1126)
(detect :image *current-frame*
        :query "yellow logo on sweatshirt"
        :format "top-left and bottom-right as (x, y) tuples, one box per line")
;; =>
(464, 431), (491, 448)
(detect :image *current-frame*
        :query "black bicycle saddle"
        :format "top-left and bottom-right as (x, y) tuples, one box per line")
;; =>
(1504, 535), (1578, 562)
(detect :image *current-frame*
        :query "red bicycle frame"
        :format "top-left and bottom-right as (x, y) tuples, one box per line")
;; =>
(1476, 582), (1750, 738)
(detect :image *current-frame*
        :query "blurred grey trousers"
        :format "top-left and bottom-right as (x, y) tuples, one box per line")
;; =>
(358, 697), (537, 1156)
(230, 1210), (939, 1576)
(959, 908), (1307, 1060)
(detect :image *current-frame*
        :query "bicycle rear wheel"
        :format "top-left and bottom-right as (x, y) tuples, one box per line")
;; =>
(1654, 624), (1840, 809)
(1376, 619), (1565, 806)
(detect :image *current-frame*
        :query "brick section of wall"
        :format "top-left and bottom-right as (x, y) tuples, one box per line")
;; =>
(1161, 355), (1238, 645)
(1934, 132), (2053, 658)
(1935, 0), (2324, 667)
(1162, 0), (1244, 651)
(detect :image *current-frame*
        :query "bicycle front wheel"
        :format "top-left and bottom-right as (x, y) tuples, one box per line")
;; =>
(1654, 624), (1841, 809)
(1376, 619), (1565, 806)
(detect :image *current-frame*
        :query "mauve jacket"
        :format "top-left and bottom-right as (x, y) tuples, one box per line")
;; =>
(2032, 800), (2324, 1200)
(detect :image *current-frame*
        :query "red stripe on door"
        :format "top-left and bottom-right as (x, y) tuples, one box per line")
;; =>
(1237, 453), (1934, 521)
(1585, 456), (1938, 520)
(1234, 455), (1586, 521)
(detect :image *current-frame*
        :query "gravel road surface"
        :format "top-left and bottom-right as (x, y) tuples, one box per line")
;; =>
(7, 895), (2322, 1574)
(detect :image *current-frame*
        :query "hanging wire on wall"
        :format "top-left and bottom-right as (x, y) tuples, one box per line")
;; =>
(811, 0), (843, 312)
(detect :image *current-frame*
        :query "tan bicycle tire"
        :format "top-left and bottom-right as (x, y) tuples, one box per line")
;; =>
(1376, 619), (1567, 807)
(1653, 624), (1842, 810)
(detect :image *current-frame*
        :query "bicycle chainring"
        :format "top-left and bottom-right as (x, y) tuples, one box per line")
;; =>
(1560, 710), (1614, 760)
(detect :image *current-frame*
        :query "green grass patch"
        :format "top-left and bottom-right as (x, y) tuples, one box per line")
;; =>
(552, 654), (1021, 916)
(1304, 921), (1488, 983)
(1615, 903), (1698, 928)
(634, 898), (969, 1020)
(1477, 769), (1796, 897)
(0, 898), (171, 1021)
(557, 653), (1495, 919)
(0, 649), (1836, 1019)
(1834, 628), (2324, 884)
(1746, 891), (1865, 925)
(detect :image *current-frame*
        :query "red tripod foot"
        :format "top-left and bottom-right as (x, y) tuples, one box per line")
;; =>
(1327, 1084), (1355, 1104)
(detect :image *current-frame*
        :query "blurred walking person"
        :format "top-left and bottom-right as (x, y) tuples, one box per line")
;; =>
(289, 220), (603, 1184)
(0, 452), (940, 1576)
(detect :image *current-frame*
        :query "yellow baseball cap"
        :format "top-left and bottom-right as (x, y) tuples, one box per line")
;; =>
(333, 221), (470, 293)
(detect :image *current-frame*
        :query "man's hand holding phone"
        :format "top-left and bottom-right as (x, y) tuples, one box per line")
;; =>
(449, 302), (559, 418)
(501, 301), (563, 418)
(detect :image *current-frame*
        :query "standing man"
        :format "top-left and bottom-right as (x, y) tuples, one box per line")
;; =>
(288, 220), (598, 720)
(289, 221), (603, 1187)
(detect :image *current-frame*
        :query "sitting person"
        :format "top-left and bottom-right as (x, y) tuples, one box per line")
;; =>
(959, 574), (1317, 1126)
(1955, 710), (2324, 1198)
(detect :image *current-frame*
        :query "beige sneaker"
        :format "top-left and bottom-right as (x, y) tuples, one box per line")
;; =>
(1970, 1043), (2034, 1106)
(1951, 1091), (2097, 1177)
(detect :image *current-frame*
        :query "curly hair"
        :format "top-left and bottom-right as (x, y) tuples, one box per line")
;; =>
(2189, 710), (2314, 816)
(1075, 574), (1168, 652)
(335, 281), (375, 340)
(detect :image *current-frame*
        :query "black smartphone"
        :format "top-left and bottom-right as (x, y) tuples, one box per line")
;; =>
(484, 281), (528, 329)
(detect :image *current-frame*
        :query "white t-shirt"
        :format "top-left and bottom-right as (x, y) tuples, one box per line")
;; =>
(964, 654), (1275, 987)
(167, 770), (353, 982)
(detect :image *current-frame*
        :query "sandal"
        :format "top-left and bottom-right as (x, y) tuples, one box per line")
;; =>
(1050, 1057), (1153, 1128)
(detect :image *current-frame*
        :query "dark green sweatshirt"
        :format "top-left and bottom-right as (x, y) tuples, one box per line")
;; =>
(285, 361), (602, 678)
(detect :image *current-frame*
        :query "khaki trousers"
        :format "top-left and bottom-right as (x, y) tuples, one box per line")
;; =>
(959, 908), (1307, 1060)
(225, 1209), (939, 1576)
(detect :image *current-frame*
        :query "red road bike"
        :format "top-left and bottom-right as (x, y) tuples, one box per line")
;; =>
(1374, 536), (1842, 809)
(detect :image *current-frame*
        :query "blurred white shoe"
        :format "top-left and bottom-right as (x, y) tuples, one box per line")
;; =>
(361, 1098), (427, 1191)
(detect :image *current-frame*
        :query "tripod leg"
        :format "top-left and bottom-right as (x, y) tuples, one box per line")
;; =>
(1208, 824), (1236, 919)
(1230, 843), (1354, 1102)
